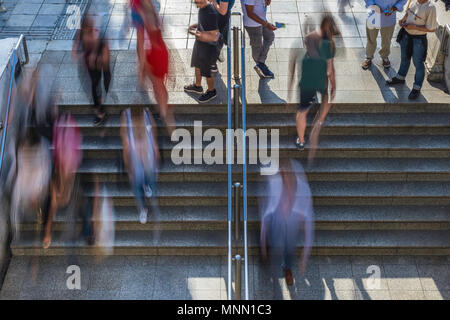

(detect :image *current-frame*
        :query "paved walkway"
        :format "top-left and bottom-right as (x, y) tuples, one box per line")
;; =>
(0, 255), (448, 300)
(26, 47), (450, 106)
(1, 0), (447, 105)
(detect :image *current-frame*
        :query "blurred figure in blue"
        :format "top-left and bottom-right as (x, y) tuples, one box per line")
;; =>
(260, 159), (314, 286)
(120, 108), (160, 226)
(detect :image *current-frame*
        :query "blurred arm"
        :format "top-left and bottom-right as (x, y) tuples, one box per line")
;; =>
(212, 0), (229, 16)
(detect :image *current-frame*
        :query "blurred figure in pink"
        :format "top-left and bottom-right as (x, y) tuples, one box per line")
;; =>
(42, 113), (82, 249)
(260, 159), (314, 286)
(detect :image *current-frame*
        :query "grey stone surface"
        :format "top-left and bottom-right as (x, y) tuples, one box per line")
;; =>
(1, 255), (449, 300)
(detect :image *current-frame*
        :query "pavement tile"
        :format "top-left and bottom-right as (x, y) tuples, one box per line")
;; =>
(355, 289), (391, 300)
(6, 14), (35, 27)
(423, 290), (445, 300)
(32, 14), (58, 27)
(389, 290), (426, 300)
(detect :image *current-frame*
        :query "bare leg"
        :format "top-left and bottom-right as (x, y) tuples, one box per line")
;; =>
(150, 73), (175, 136)
(206, 76), (214, 91)
(195, 68), (202, 87)
(296, 110), (308, 143)
(43, 188), (57, 249)
(136, 28), (145, 86)
(308, 93), (331, 166)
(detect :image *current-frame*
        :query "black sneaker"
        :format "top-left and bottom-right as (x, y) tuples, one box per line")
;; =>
(211, 64), (218, 73)
(408, 89), (420, 100)
(184, 84), (203, 94)
(386, 77), (405, 85)
(295, 137), (306, 151)
(93, 113), (108, 127)
(198, 89), (217, 103)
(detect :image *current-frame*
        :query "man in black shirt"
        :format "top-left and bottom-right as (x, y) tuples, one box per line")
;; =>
(184, 0), (220, 103)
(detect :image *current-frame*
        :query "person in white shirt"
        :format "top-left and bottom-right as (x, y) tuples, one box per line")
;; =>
(386, 0), (438, 100)
(242, 0), (277, 78)
(260, 159), (314, 286)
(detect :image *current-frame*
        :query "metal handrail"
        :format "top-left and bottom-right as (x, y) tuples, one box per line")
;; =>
(0, 35), (28, 178)
(226, 11), (233, 301)
(240, 17), (249, 301)
(226, 11), (249, 300)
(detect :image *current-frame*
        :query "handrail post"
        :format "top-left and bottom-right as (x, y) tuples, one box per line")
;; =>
(233, 84), (240, 130)
(232, 26), (240, 82)
(234, 254), (242, 300)
(233, 182), (241, 241)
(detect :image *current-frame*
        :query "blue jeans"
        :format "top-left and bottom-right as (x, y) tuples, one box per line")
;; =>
(131, 164), (157, 213)
(397, 33), (426, 90)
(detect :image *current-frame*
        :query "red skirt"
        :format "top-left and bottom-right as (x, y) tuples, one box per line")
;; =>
(145, 29), (169, 79)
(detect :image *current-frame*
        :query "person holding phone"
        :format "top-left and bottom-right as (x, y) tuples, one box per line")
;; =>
(184, 0), (220, 103)
(242, 0), (277, 78)
(386, 0), (437, 100)
(362, 0), (407, 70)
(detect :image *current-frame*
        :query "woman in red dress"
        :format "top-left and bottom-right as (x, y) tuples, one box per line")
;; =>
(130, 0), (174, 135)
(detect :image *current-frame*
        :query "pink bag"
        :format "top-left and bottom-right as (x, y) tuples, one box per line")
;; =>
(52, 113), (82, 175)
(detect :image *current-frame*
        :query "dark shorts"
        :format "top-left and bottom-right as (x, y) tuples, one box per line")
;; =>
(298, 86), (326, 112)
(191, 40), (218, 78)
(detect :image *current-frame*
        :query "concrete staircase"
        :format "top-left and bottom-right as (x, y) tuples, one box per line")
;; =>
(11, 102), (450, 256)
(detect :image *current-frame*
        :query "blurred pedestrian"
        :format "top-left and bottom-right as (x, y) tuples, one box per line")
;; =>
(73, 14), (111, 126)
(121, 108), (160, 224)
(43, 113), (82, 249)
(242, 0), (277, 78)
(138, 0), (174, 136)
(92, 177), (115, 256)
(260, 159), (314, 286)
(289, 14), (339, 166)
(211, 0), (235, 71)
(0, 1), (6, 13)
(386, 0), (437, 100)
(362, 0), (407, 70)
(184, 0), (220, 103)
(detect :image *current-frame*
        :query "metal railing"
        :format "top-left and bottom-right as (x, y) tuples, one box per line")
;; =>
(0, 35), (29, 177)
(226, 12), (249, 300)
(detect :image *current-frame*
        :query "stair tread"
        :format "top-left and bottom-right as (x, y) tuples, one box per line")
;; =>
(78, 158), (450, 174)
(71, 113), (450, 128)
(77, 181), (450, 198)
(11, 230), (450, 249)
(79, 135), (450, 150)
(20, 205), (450, 225)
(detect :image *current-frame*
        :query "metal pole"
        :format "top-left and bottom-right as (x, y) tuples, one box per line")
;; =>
(234, 255), (242, 300)
(233, 84), (240, 130)
(232, 27), (240, 81)
(234, 182), (241, 241)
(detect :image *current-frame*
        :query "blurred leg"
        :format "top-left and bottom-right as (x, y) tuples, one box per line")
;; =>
(296, 110), (308, 144)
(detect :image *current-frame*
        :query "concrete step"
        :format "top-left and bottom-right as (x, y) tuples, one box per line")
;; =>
(11, 229), (450, 256)
(73, 113), (450, 136)
(77, 158), (450, 182)
(59, 181), (450, 206)
(79, 135), (450, 159)
(18, 205), (450, 232)
(58, 103), (450, 115)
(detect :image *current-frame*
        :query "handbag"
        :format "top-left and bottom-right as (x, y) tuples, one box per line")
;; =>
(396, 27), (407, 43)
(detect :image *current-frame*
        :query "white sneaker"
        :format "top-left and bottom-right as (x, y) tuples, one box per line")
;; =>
(139, 208), (148, 224)
(144, 184), (152, 197)
(0, 6), (7, 13)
